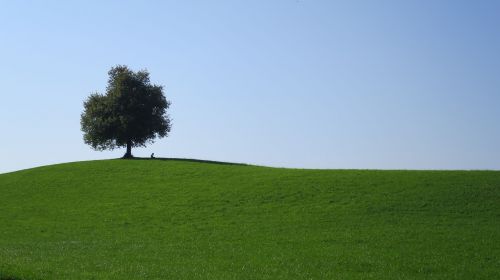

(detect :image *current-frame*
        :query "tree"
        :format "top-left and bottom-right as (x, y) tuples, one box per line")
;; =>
(81, 65), (172, 158)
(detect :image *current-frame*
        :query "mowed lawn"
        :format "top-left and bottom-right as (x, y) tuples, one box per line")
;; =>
(0, 159), (499, 279)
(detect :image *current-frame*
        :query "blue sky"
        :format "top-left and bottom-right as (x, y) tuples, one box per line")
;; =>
(1, 0), (499, 173)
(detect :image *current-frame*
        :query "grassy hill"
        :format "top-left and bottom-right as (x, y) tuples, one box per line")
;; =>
(0, 159), (499, 279)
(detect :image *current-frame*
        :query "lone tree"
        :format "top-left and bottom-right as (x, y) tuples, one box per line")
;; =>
(81, 65), (172, 158)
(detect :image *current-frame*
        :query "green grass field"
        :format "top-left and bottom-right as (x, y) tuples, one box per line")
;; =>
(0, 159), (499, 279)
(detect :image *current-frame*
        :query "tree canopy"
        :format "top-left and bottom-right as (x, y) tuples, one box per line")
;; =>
(81, 65), (171, 158)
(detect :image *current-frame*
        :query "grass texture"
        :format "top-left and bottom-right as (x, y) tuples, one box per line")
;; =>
(0, 159), (499, 279)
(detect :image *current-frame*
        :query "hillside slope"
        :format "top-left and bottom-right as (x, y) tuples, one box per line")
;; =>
(0, 159), (499, 279)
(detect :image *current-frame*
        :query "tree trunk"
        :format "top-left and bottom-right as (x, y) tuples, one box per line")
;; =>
(123, 140), (133, 158)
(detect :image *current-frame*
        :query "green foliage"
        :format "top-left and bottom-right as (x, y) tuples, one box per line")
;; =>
(0, 160), (499, 279)
(81, 66), (171, 157)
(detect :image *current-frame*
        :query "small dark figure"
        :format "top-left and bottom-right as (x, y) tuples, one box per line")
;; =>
(150, 153), (155, 159)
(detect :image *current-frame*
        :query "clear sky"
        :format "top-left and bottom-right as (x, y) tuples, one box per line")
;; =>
(1, 0), (499, 173)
